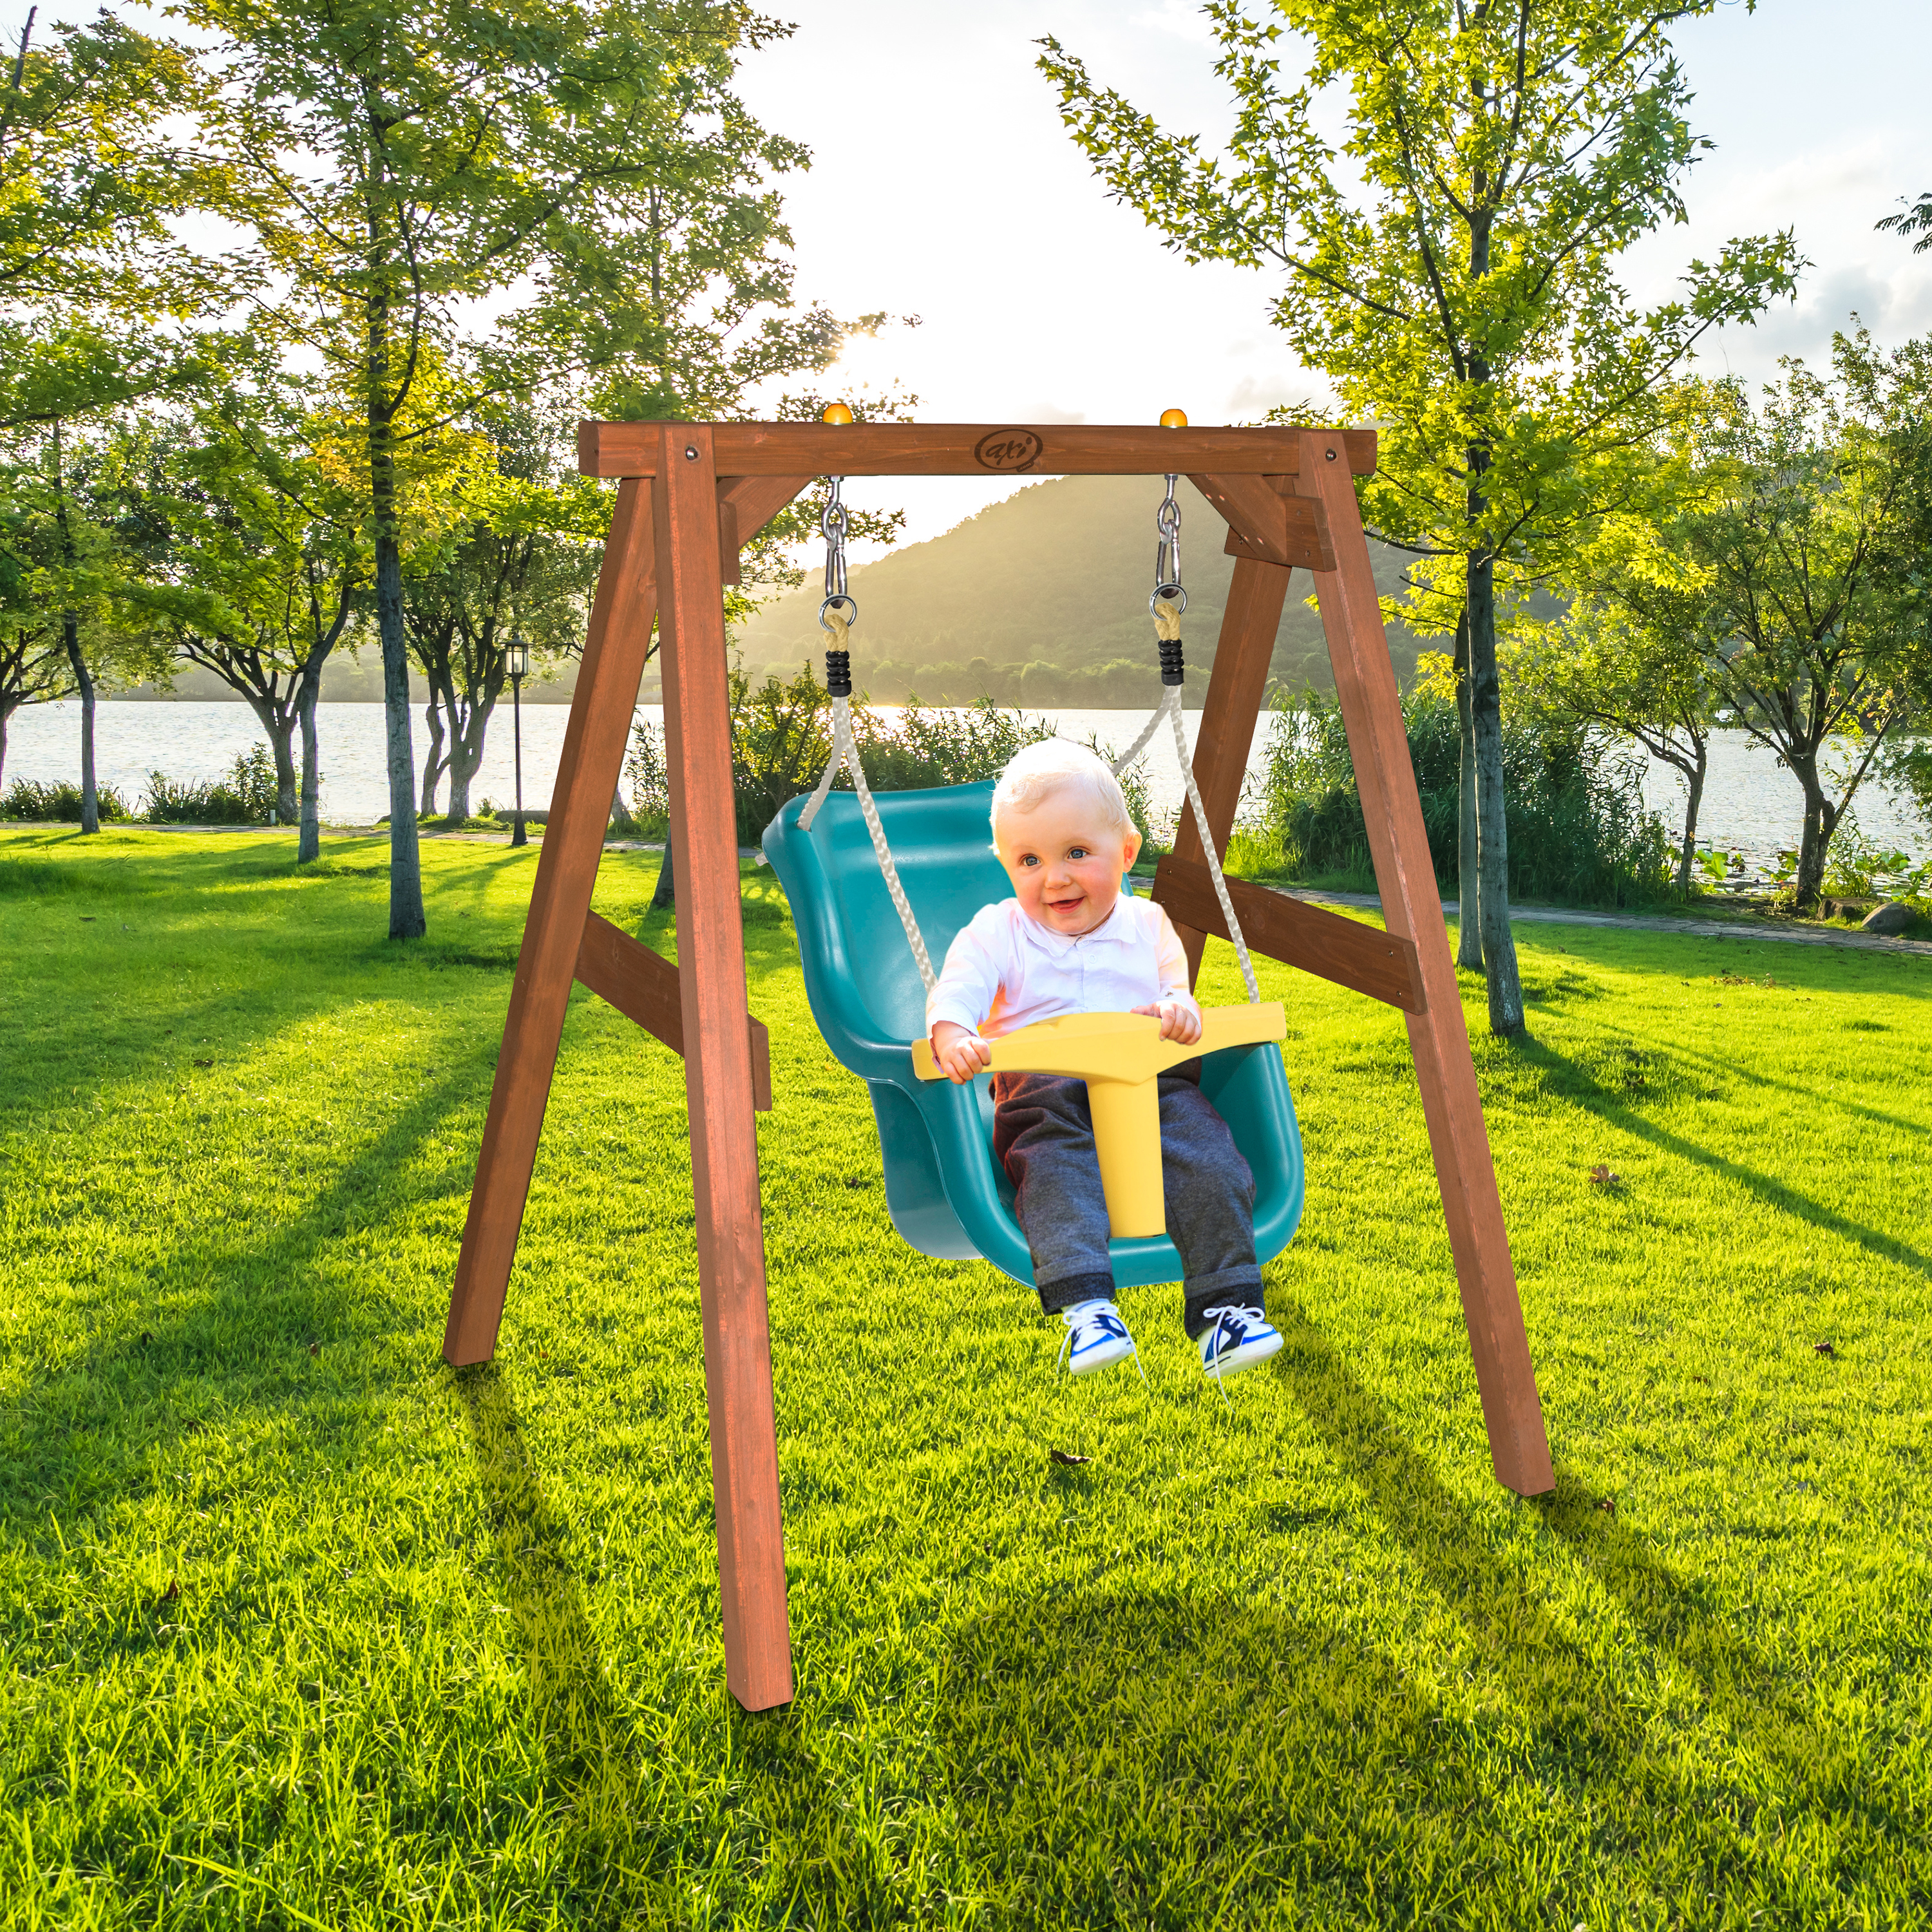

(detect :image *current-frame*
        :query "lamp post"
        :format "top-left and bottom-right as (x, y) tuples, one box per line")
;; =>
(507, 634), (530, 848)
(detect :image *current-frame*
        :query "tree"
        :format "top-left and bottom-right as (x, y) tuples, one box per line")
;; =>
(0, 417), (171, 826)
(1513, 566), (1718, 890)
(0, 509), (72, 790)
(193, 0), (857, 939)
(404, 400), (602, 824)
(1668, 334), (1932, 907)
(105, 388), (368, 859)
(1041, 0), (1799, 1033)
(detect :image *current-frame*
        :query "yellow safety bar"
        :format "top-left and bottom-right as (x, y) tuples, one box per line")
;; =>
(911, 1003), (1287, 1238)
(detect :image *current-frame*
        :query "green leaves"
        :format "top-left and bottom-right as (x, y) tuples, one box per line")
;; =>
(1041, 0), (1803, 588)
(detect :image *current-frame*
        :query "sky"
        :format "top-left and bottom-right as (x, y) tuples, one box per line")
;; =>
(14, 0), (1932, 558)
(723, 0), (1932, 554)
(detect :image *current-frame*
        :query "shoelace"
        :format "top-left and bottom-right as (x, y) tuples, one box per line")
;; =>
(1057, 1303), (1148, 1385)
(1200, 1303), (1265, 1399)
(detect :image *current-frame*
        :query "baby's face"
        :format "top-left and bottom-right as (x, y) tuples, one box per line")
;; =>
(994, 786), (1142, 937)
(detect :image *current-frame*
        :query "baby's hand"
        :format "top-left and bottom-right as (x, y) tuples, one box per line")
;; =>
(1132, 999), (1202, 1046)
(930, 1020), (992, 1084)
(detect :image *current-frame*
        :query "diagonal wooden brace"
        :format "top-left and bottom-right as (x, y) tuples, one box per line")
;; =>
(574, 911), (773, 1112)
(1152, 856), (1425, 1014)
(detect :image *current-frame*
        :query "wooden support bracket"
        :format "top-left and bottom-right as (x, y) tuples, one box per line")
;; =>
(574, 910), (773, 1112)
(1152, 856), (1425, 1014)
(1193, 473), (1336, 573)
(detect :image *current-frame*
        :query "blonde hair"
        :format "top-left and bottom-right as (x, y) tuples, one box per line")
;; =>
(990, 739), (1132, 844)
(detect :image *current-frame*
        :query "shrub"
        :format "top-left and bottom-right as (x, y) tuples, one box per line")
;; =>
(1251, 688), (1672, 907)
(0, 777), (133, 821)
(142, 744), (281, 825)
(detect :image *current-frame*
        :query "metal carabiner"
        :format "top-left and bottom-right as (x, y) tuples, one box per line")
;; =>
(1151, 471), (1186, 614)
(819, 476), (856, 633)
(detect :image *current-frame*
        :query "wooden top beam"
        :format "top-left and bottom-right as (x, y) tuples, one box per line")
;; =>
(579, 421), (1378, 480)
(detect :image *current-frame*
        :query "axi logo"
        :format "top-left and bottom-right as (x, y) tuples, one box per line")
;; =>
(973, 429), (1045, 473)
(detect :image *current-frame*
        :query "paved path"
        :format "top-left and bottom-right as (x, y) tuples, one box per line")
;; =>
(1280, 886), (1932, 959)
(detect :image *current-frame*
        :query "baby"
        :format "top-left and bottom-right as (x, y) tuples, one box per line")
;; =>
(927, 739), (1284, 1379)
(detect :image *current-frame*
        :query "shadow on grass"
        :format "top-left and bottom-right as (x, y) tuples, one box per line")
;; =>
(917, 1303), (1916, 1924)
(453, 1363), (664, 1920)
(0, 1037), (485, 1531)
(1509, 1036), (1932, 1277)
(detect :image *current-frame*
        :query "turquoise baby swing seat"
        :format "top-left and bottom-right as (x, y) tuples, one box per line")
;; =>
(762, 779), (1305, 1289)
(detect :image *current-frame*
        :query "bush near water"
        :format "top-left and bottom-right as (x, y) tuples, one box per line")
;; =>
(1233, 688), (1674, 907)
(2, 745), (285, 828)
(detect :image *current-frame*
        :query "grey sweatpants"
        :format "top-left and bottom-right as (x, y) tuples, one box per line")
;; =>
(992, 1069), (1263, 1338)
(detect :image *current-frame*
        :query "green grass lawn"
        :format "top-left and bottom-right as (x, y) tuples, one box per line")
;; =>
(2, 827), (1928, 1931)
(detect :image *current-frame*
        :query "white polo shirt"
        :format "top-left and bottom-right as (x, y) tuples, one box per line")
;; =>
(925, 892), (1200, 1041)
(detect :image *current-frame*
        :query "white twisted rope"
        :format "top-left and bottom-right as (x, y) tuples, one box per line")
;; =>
(799, 690), (939, 995)
(1110, 669), (1261, 1003)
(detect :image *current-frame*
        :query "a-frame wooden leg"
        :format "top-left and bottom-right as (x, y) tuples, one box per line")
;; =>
(653, 426), (793, 1712)
(1166, 553), (1293, 983)
(1292, 431), (1553, 1497)
(444, 477), (659, 1367)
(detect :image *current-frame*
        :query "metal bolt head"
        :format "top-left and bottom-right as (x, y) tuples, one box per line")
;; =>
(685, 444), (699, 459)
(1325, 446), (1338, 461)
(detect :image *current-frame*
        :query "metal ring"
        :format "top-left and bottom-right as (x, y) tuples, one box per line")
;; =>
(819, 594), (858, 632)
(1150, 585), (1187, 616)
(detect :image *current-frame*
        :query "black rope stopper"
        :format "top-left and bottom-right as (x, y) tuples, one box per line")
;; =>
(824, 649), (852, 697)
(1159, 637), (1186, 687)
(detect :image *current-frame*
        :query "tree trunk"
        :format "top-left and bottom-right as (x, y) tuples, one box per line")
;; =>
(1453, 609), (1482, 971)
(51, 419), (97, 835)
(242, 692), (301, 824)
(297, 667), (323, 863)
(1674, 739), (1708, 892)
(65, 614), (98, 835)
(650, 833), (675, 911)
(373, 510), (424, 935)
(1790, 752), (1836, 909)
(1466, 548), (1524, 1036)
(442, 677), (489, 824)
(367, 259), (425, 936)
(421, 693), (446, 819)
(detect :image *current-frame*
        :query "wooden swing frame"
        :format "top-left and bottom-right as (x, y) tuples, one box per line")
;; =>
(441, 419), (1553, 1714)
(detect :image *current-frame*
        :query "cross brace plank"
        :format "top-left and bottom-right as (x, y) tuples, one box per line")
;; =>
(574, 910), (773, 1112)
(1151, 856), (1425, 1014)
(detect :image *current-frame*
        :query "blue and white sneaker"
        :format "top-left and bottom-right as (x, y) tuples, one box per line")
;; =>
(1199, 1305), (1283, 1379)
(1057, 1298), (1138, 1376)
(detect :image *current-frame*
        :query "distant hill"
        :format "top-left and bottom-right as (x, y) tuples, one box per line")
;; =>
(734, 473), (1434, 707)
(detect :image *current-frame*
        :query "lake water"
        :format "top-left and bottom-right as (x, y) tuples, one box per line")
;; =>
(5, 699), (1926, 884)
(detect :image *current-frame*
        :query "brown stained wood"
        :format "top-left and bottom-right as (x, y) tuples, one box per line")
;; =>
(1165, 554), (1294, 983)
(1152, 857), (1423, 1014)
(1192, 473), (1336, 573)
(653, 424), (794, 1713)
(580, 421), (1378, 480)
(444, 478), (660, 1368)
(1290, 428), (1553, 1497)
(715, 475), (812, 589)
(574, 911), (773, 1112)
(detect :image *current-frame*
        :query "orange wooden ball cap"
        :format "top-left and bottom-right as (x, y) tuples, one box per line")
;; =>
(1159, 407), (1188, 428)
(821, 402), (855, 426)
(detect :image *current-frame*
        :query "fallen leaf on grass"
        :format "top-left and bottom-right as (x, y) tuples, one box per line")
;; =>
(1596, 1497), (1617, 1517)
(308, 1341), (319, 1356)
(193, 1059), (213, 1069)
(1588, 1164), (1622, 1187)
(1814, 1340), (1837, 1358)
(156, 1578), (178, 1606)
(1049, 1448), (1092, 1467)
